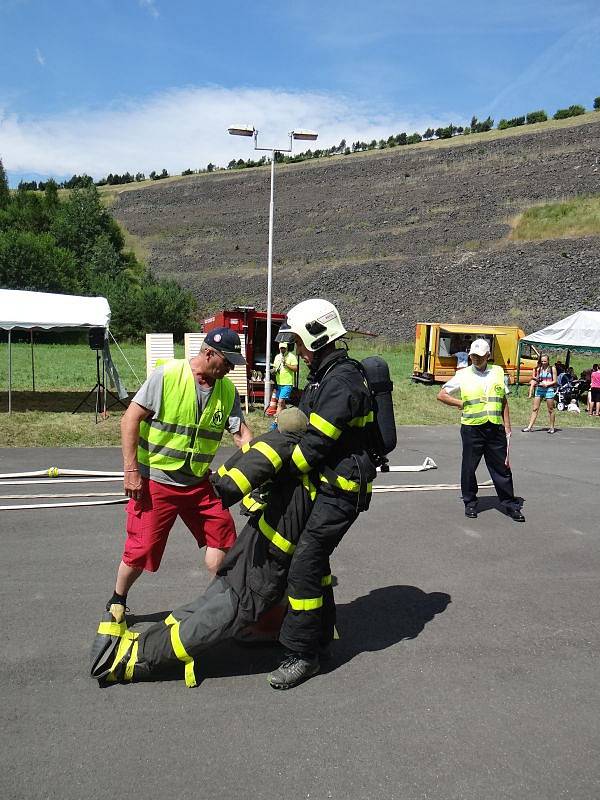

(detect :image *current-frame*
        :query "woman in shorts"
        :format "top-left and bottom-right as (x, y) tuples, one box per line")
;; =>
(590, 365), (600, 416)
(522, 353), (557, 434)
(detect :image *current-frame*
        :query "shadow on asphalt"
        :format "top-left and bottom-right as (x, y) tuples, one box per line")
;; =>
(326, 585), (451, 672)
(473, 496), (526, 515)
(107, 585), (452, 687)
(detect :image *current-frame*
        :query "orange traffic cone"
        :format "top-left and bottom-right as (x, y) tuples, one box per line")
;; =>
(265, 389), (278, 416)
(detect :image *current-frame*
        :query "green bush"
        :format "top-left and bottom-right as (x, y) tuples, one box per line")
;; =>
(0, 229), (81, 293)
(0, 161), (198, 341)
(594, 97), (600, 110)
(553, 105), (585, 120)
(498, 115), (525, 130)
(526, 110), (548, 124)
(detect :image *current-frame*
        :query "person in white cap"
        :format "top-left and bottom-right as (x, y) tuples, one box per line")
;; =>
(437, 338), (525, 521)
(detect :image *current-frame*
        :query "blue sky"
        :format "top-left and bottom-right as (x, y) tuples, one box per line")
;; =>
(1, 0), (599, 184)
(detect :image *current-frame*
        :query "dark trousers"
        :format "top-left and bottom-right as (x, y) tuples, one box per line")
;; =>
(279, 488), (358, 655)
(460, 423), (518, 510)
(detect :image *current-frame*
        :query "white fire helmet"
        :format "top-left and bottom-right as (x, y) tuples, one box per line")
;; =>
(286, 299), (347, 351)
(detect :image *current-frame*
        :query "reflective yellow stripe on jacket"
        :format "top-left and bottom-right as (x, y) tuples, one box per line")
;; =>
(309, 412), (342, 440)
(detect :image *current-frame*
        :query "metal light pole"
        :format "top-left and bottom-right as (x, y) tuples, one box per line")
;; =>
(228, 125), (318, 408)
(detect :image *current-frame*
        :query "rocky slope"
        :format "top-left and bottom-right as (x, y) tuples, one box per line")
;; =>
(112, 118), (600, 338)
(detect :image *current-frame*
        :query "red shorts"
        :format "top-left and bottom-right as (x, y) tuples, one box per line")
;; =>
(122, 477), (236, 572)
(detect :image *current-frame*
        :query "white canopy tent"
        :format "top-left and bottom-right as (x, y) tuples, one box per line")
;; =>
(516, 310), (600, 385)
(0, 289), (113, 413)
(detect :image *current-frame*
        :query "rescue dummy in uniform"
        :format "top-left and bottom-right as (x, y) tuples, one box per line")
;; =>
(90, 408), (336, 687)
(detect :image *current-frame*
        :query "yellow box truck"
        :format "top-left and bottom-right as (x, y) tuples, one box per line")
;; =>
(412, 323), (539, 385)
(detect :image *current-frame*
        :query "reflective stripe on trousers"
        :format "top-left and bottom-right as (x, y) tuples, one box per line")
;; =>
(165, 613), (197, 688)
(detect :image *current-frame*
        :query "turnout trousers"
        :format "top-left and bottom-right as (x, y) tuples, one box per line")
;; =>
(460, 422), (518, 511)
(279, 486), (359, 655)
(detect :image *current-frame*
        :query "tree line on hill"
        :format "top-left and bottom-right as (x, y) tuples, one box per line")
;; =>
(0, 158), (197, 341)
(14, 97), (600, 192)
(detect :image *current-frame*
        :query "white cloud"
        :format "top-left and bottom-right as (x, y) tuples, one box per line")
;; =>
(0, 86), (454, 180)
(139, 0), (159, 19)
(35, 47), (45, 66)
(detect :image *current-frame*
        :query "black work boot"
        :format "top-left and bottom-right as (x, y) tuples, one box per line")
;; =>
(268, 652), (320, 690)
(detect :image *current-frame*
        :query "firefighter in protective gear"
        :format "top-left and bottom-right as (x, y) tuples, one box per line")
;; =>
(267, 299), (377, 690)
(437, 338), (525, 522)
(90, 409), (336, 687)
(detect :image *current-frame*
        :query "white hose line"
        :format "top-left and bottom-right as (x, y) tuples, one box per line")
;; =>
(0, 498), (129, 511)
(0, 477), (123, 486)
(0, 468), (123, 479)
(1, 492), (124, 500)
(374, 480), (494, 494)
(380, 457), (437, 472)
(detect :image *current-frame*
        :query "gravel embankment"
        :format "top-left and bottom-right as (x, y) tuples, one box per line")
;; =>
(112, 119), (600, 337)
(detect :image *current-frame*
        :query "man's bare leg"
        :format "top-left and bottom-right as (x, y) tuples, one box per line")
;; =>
(205, 546), (227, 574)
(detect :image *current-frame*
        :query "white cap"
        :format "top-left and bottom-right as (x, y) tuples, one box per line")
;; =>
(469, 338), (490, 356)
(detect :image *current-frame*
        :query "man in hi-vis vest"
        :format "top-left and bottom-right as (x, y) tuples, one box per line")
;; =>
(105, 328), (253, 623)
(437, 338), (525, 522)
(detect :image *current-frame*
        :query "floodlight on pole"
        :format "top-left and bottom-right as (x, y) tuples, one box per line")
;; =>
(227, 124), (255, 137)
(227, 123), (318, 409)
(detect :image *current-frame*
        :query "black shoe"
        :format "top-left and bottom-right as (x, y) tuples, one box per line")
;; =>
(105, 594), (129, 623)
(465, 506), (478, 519)
(505, 507), (525, 522)
(268, 652), (320, 689)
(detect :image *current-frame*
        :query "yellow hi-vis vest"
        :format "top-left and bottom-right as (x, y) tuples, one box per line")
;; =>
(138, 359), (235, 477)
(460, 365), (505, 426)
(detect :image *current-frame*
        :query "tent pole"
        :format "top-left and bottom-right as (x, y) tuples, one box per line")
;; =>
(8, 330), (12, 414)
(30, 329), (35, 392)
(515, 340), (521, 394)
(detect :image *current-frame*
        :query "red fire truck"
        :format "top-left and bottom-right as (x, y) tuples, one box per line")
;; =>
(202, 307), (288, 401)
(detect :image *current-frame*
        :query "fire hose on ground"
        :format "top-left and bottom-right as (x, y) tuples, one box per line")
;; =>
(0, 460), (494, 511)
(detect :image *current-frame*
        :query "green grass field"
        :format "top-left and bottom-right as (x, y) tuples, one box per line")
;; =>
(1, 341), (597, 447)
(511, 195), (600, 240)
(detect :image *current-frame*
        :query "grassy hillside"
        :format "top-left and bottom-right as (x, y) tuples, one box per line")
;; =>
(511, 196), (600, 240)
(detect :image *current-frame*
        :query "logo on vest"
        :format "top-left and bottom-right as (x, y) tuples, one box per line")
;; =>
(211, 409), (223, 426)
(494, 384), (503, 395)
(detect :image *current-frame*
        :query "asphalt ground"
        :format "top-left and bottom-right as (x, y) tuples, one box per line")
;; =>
(1, 426), (599, 800)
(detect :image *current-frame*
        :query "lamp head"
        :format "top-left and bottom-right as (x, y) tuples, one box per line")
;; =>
(228, 124), (255, 137)
(292, 129), (318, 141)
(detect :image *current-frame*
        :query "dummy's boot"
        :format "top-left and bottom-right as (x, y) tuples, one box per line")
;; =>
(90, 612), (139, 683)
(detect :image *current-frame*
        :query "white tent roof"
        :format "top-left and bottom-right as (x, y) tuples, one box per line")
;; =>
(521, 310), (600, 351)
(0, 289), (110, 331)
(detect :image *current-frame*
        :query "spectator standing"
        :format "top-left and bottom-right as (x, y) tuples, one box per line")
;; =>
(437, 338), (524, 521)
(272, 342), (298, 414)
(590, 365), (600, 416)
(522, 353), (557, 434)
